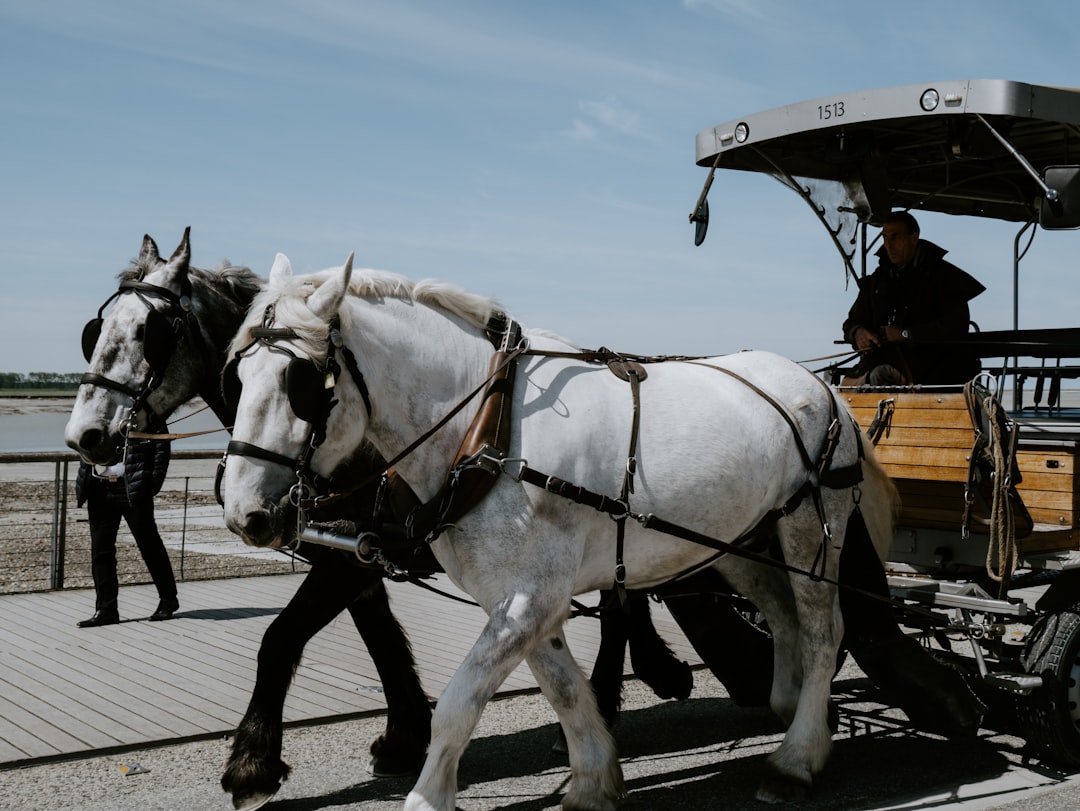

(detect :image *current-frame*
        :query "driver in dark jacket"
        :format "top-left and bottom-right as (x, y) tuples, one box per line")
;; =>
(75, 432), (178, 627)
(843, 211), (985, 385)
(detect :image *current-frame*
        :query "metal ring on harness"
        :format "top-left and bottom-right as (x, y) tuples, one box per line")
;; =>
(607, 499), (631, 522)
(497, 457), (529, 481)
(289, 479), (314, 508)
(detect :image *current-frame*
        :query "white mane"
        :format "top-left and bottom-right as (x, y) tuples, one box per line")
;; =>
(229, 266), (503, 360)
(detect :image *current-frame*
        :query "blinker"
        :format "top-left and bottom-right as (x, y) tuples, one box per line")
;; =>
(223, 354), (333, 426)
(81, 319), (103, 363)
(143, 307), (178, 371)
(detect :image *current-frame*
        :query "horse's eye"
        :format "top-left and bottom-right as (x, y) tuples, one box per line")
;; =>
(135, 323), (145, 342)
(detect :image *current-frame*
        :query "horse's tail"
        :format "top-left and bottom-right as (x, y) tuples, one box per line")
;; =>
(854, 429), (899, 563)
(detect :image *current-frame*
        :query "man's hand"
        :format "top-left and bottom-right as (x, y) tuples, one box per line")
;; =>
(853, 326), (880, 351)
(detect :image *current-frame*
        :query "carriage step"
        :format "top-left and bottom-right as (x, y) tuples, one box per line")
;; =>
(983, 672), (1042, 695)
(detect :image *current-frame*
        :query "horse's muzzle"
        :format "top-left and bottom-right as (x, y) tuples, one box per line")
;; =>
(233, 506), (285, 548)
(65, 426), (124, 467)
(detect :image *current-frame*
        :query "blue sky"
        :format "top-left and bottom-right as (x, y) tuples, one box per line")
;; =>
(2, 0), (1078, 374)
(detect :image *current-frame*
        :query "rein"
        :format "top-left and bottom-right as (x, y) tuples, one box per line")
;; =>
(307, 337), (528, 514)
(127, 402), (233, 441)
(129, 425), (231, 441)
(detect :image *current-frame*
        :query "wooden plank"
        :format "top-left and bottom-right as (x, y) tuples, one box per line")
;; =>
(876, 462), (970, 483)
(4, 646), (214, 739)
(111, 608), (381, 720)
(873, 445), (971, 471)
(30, 639), (231, 734)
(1017, 449), (1077, 473)
(844, 393), (971, 428)
(0, 574), (701, 767)
(1018, 488), (1076, 514)
(862, 427), (975, 449)
(0, 677), (117, 752)
(0, 736), (35, 764)
(1017, 472), (1077, 494)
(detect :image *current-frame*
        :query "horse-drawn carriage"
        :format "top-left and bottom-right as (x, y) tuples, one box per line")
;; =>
(691, 78), (1080, 764)
(67, 79), (1080, 809)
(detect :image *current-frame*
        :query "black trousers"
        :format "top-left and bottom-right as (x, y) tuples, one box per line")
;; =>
(86, 487), (177, 611)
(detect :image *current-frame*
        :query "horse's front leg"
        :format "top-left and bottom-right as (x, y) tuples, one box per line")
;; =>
(222, 558), (366, 807)
(530, 632), (625, 811)
(349, 578), (432, 775)
(404, 592), (554, 811)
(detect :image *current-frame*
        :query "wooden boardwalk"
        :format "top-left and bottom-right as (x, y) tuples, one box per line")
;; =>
(0, 574), (699, 768)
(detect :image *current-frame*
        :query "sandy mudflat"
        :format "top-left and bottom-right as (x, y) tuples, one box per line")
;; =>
(0, 395), (75, 416)
(0, 397), (298, 593)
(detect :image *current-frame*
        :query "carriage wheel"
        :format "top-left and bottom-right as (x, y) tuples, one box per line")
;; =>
(1019, 604), (1080, 766)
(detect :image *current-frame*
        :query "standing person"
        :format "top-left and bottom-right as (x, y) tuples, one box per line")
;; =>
(843, 211), (986, 385)
(74, 433), (179, 627)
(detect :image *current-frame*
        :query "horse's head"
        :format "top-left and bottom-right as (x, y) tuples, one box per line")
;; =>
(221, 252), (364, 547)
(65, 228), (206, 464)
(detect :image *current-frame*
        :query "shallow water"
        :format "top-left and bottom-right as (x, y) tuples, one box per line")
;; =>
(0, 399), (226, 453)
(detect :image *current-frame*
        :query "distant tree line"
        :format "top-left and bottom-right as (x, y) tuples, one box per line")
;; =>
(0, 372), (82, 390)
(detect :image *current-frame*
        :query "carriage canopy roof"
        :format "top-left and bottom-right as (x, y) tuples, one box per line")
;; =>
(695, 79), (1080, 228)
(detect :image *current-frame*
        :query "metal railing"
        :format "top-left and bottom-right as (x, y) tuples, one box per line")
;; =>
(0, 449), (308, 595)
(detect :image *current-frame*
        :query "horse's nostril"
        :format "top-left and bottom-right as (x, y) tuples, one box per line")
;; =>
(243, 511), (276, 545)
(79, 428), (103, 452)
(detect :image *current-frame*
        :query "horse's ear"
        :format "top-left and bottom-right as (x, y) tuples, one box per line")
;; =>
(308, 252), (353, 320)
(269, 253), (293, 286)
(167, 226), (191, 271)
(139, 234), (162, 266)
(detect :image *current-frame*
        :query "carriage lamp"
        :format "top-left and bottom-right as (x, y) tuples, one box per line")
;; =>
(920, 88), (940, 112)
(734, 122), (750, 143)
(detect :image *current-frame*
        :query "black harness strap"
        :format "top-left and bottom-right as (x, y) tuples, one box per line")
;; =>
(79, 372), (142, 401)
(338, 343), (373, 418)
(306, 337), (528, 518)
(509, 354), (865, 593)
(610, 360), (646, 605)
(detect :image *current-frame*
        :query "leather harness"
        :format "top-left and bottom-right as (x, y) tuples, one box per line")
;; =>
(220, 304), (867, 594)
(333, 324), (865, 594)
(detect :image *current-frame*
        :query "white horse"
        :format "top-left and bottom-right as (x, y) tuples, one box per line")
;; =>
(221, 253), (896, 809)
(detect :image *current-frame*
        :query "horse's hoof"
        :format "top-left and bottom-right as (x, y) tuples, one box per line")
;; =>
(370, 752), (426, 778)
(231, 787), (279, 810)
(755, 774), (810, 804)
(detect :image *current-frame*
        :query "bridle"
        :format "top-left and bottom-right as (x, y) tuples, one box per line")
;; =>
(215, 304), (527, 561)
(215, 304), (373, 512)
(79, 274), (196, 436)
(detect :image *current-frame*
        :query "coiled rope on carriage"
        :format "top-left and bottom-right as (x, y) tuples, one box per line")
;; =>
(980, 394), (1019, 587)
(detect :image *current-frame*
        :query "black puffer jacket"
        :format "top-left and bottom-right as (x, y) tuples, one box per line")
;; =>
(842, 240), (986, 384)
(76, 438), (171, 506)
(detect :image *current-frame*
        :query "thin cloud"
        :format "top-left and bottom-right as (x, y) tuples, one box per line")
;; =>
(565, 96), (656, 143)
(563, 120), (598, 141)
(682, 0), (772, 22)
